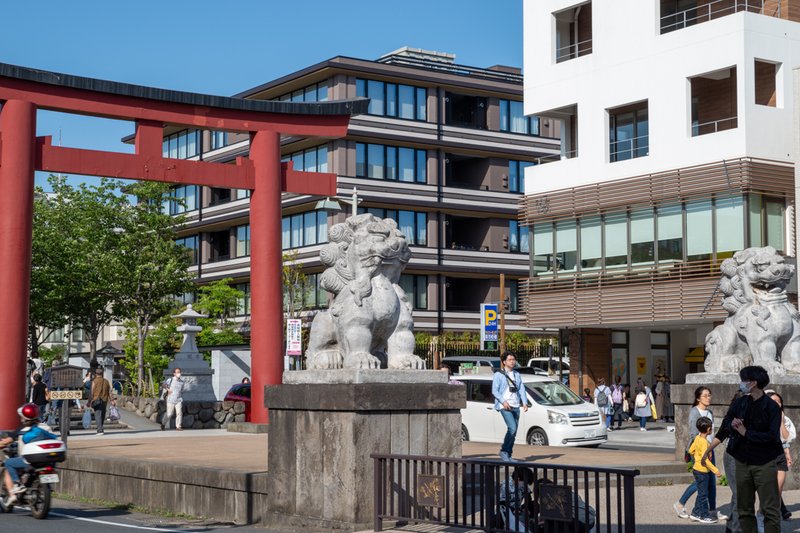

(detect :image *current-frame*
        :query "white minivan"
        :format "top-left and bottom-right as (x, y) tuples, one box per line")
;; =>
(458, 374), (607, 447)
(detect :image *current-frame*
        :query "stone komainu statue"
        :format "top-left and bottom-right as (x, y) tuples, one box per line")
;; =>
(704, 246), (800, 375)
(306, 214), (426, 370)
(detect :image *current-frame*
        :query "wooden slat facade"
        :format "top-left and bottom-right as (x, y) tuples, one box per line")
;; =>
(521, 157), (795, 225)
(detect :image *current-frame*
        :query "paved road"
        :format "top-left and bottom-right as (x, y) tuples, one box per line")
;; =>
(1, 497), (286, 532)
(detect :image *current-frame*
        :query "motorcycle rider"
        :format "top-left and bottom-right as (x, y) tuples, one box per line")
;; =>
(0, 403), (53, 506)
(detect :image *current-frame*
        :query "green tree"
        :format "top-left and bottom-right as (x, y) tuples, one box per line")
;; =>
(195, 278), (243, 330)
(282, 250), (307, 320)
(114, 181), (195, 396)
(120, 316), (181, 396)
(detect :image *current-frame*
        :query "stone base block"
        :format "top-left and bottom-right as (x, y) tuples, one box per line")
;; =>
(227, 422), (269, 434)
(264, 382), (465, 530)
(283, 369), (448, 384)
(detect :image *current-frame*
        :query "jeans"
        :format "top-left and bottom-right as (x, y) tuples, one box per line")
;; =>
(164, 400), (183, 429)
(4, 456), (26, 483)
(94, 400), (106, 432)
(606, 412), (613, 428)
(723, 451), (741, 533)
(639, 416), (647, 429)
(612, 403), (624, 427)
(736, 459), (780, 533)
(691, 470), (714, 519)
(680, 451), (717, 510)
(500, 407), (520, 455)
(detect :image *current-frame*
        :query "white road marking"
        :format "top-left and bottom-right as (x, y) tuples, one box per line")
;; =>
(19, 506), (186, 531)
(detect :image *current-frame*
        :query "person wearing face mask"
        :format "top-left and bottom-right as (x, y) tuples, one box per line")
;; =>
(161, 367), (185, 431)
(702, 366), (783, 533)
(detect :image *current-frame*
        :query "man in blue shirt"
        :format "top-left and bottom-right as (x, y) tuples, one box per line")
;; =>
(492, 353), (530, 462)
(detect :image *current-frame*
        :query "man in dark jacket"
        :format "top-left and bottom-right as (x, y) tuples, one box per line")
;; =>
(89, 368), (111, 435)
(703, 365), (783, 533)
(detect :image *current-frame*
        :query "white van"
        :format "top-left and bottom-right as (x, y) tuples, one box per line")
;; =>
(527, 357), (570, 384)
(458, 374), (606, 447)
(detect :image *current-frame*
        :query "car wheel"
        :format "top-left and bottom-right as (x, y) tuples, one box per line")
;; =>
(527, 428), (548, 446)
(461, 425), (469, 441)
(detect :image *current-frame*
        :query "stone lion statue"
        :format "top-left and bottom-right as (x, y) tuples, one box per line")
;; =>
(306, 214), (426, 370)
(704, 246), (800, 376)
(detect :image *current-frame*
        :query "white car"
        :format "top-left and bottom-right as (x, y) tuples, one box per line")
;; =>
(458, 374), (607, 447)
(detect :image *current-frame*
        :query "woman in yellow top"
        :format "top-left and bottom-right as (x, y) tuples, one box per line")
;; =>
(689, 416), (722, 524)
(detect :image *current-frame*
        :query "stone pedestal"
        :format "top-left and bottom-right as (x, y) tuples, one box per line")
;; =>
(165, 305), (216, 401)
(673, 373), (800, 490)
(263, 370), (464, 531)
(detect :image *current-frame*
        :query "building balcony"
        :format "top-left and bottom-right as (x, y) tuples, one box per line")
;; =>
(660, 0), (786, 35)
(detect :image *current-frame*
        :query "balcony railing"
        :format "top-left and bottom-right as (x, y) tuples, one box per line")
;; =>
(661, 0), (779, 34)
(528, 258), (723, 292)
(536, 148), (578, 165)
(609, 134), (649, 162)
(555, 38), (593, 63)
(692, 116), (738, 137)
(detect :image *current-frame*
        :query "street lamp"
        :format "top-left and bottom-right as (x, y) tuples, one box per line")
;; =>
(314, 186), (363, 217)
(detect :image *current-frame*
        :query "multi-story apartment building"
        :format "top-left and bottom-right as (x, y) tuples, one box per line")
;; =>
(522, 1), (800, 390)
(164, 48), (560, 336)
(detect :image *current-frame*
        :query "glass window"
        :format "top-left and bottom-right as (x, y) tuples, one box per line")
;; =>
(399, 147), (415, 182)
(235, 189), (250, 200)
(178, 134), (187, 159)
(604, 213), (628, 267)
(367, 80), (384, 115)
(766, 200), (785, 251)
(416, 87), (427, 120)
(399, 274), (428, 309)
(187, 130), (197, 157)
(304, 212), (317, 246)
(749, 194), (763, 247)
(520, 226), (529, 253)
(168, 135), (178, 158)
(686, 200), (713, 261)
(716, 195), (744, 258)
(416, 150), (427, 183)
(555, 220), (577, 272)
(291, 89), (303, 102)
(235, 225), (250, 257)
(580, 216), (602, 270)
(630, 209), (655, 265)
(317, 145), (328, 172)
(399, 85), (415, 119)
(303, 147), (317, 173)
(317, 211), (328, 243)
(291, 214), (303, 248)
(318, 84), (328, 102)
(398, 211), (414, 243)
(176, 235), (199, 266)
(367, 144), (384, 179)
(235, 283), (250, 316)
(386, 146), (397, 180)
(532, 223), (554, 274)
(291, 152), (303, 172)
(356, 143), (366, 177)
(356, 79), (366, 98)
(510, 100), (526, 133)
(499, 100), (509, 131)
(416, 212), (427, 246)
(304, 85), (317, 103)
(657, 204), (683, 262)
(385, 83), (397, 116)
(509, 161), (519, 193)
(282, 218), (290, 250)
(510, 221), (520, 252)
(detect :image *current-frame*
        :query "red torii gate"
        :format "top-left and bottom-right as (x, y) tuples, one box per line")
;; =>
(0, 63), (366, 429)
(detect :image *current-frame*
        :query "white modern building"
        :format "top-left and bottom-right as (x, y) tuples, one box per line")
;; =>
(522, 0), (800, 391)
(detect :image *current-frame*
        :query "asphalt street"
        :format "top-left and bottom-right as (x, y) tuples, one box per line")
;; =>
(0, 498), (284, 533)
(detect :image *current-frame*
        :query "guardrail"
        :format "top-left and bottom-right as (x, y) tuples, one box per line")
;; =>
(373, 454), (639, 532)
(692, 116), (738, 137)
(556, 39), (593, 63)
(660, 0), (775, 34)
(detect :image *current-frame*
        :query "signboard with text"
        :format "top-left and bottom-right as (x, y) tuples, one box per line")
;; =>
(286, 319), (302, 356)
(480, 303), (498, 351)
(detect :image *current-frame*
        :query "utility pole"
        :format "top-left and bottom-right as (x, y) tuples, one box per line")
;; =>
(499, 273), (506, 354)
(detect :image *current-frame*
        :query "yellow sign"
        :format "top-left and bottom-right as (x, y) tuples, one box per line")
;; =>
(637, 357), (647, 375)
(485, 309), (497, 323)
(49, 390), (83, 400)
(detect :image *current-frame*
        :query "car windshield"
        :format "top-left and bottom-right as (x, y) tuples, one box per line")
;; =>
(525, 381), (584, 406)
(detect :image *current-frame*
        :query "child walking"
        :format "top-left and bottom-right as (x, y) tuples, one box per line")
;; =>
(689, 416), (721, 524)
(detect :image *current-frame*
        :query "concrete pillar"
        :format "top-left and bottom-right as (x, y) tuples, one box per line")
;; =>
(0, 100), (36, 429)
(248, 130), (283, 424)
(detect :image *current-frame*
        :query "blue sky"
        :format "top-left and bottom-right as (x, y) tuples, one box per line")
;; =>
(1, 1), (524, 189)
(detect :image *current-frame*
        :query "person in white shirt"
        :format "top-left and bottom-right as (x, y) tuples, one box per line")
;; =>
(491, 353), (530, 462)
(594, 377), (613, 430)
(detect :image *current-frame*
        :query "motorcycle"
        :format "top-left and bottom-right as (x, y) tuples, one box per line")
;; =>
(0, 436), (66, 519)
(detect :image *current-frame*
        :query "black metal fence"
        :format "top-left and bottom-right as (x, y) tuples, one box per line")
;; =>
(373, 454), (638, 532)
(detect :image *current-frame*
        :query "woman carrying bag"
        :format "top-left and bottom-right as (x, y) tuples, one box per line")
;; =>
(634, 378), (654, 431)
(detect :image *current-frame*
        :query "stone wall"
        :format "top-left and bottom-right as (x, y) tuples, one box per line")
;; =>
(118, 395), (247, 429)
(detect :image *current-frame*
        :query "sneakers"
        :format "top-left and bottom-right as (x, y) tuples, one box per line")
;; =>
(499, 451), (511, 462)
(690, 515), (718, 524)
(640, 427), (647, 431)
(607, 427), (613, 431)
(10, 484), (26, 495)
(673, 502), (688, 519)
(714, 511), (728, 521)
(160, 421), (165, 431)
(4, 494), (18, 506)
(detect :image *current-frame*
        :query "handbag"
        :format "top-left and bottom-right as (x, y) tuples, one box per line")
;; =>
(91, 398), (103, 410)
(109, 404), (120, 421)
(81, 408), (92, 429)
(650, 403), (658, 420)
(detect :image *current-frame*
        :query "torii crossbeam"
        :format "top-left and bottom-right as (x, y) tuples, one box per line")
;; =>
(0, 63), (367, 428)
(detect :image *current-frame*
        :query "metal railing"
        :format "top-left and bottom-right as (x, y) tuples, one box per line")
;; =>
(609, 134), (649, 162)
(537, 149), (578, 165)
(692, 116), (738, 136)
(661, 0), (778, 34)
(555, 39), (593, 63)
(373, 454), (639, 532)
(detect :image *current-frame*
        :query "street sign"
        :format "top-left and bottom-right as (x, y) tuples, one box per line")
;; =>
(49, 390), (83, 400)
(480, 303), (499, 351)
(50, 365), (84, 389)
(286, 319), (302, 356)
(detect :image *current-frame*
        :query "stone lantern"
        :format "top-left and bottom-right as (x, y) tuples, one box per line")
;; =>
(165, 304), (216, 401)
(96, 342), (123, 385)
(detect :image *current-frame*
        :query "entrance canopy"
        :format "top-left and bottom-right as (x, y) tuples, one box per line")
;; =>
(0, 62), (367, 428)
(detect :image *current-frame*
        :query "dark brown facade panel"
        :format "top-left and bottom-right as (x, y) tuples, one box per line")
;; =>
(521, 158), (794, 224)
(524, 277), (726, 328)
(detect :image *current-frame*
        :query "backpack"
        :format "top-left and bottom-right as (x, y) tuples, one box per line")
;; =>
(611, 385), (623, 404)
(596, 386), (609, 407)
(635, 392), (648, 408)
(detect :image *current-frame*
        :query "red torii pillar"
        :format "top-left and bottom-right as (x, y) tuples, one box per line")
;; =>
(0, 63), (364, 429)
